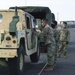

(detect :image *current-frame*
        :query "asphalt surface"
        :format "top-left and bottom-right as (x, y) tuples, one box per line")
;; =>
(0, 28), (75, 75)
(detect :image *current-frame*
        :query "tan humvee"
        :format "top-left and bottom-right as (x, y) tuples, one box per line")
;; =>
(0, 7), (40, 75)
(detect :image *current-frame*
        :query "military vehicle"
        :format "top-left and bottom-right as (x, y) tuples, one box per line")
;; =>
(0, 6), (54, 75)
(9, 6), (55, 53)
(16, 6), (53, 53)
(0, 7), (40, 75)
(51, 13), (55, 21)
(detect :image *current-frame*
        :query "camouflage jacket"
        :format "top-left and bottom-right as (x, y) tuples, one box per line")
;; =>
(59, 29), (70, 42)
(52, 28), (60, 42)
(39, 24), (55, 45)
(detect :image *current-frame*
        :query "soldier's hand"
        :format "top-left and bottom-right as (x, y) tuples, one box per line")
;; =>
(36, 29), (41, 33)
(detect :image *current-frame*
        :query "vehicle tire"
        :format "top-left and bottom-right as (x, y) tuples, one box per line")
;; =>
(30, 43), (40, 63)
(8, 44), (24, 75)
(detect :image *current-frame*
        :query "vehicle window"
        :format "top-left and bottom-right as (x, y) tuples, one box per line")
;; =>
(26, 17), (30, 29)
(32, 19), (35, 28)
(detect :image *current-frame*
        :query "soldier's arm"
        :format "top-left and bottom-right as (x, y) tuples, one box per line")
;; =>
(58, 31), (61, 41)
(34, 25), (44, 36)
(40, 27), (49, 36)
(32, 29), (41, 37)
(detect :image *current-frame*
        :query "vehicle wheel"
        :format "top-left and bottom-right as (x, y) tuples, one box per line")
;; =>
(8, 45), (24, 75)
(30, 43), (40, 63)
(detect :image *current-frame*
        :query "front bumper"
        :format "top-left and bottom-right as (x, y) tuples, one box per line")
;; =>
(0, 49), (17, 58)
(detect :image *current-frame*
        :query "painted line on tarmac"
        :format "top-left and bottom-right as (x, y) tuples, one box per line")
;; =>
(38, 62), (48, 75)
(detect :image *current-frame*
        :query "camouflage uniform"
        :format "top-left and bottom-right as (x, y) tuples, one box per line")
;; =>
(52, 28), (60, 62)
(40, 24), (55, 66)
(58, 27), (70, 57)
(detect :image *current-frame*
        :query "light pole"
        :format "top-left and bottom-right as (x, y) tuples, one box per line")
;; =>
(57, 13), (59, 23)
(25, 0), (26, 6)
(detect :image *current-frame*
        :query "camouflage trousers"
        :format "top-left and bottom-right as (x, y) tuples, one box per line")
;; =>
(58, 41), (67, 56)
(54, 42), (59, 63)
(46, 43), (55, 66)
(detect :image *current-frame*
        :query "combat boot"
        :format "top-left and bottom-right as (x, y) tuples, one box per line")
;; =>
(64, 55), (67, 58)
(64, 52), (67, 58)
(44, 65), (53, 71)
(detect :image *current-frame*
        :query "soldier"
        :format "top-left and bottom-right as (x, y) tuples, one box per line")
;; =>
(58, 22), (70, 58)
(51, 20), (59, 66)
(33, 18), (55, 71)
(38, 19), (55, 71)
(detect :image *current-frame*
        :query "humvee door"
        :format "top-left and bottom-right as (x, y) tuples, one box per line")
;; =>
(25, 14), (36, 50)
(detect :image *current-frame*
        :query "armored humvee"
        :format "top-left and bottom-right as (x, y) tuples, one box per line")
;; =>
(0, 6), (55, 75)
(9, 6), (56, 53)
(0, 7), (40, 75)
(10, 6), (54, 52)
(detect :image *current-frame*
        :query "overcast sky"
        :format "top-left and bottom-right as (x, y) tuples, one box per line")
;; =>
(0, 0), (75, 22)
